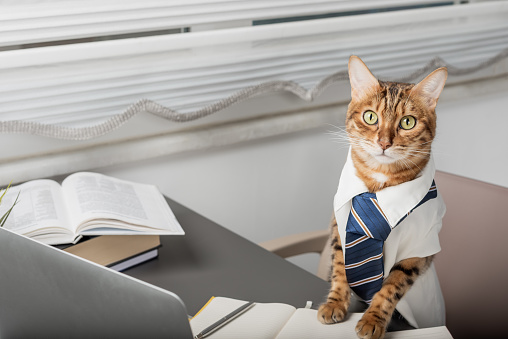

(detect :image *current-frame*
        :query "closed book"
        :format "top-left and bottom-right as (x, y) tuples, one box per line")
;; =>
(63, 235), (161, 271)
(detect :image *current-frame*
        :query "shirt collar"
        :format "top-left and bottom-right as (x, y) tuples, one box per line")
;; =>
(334, 147), (436, 227)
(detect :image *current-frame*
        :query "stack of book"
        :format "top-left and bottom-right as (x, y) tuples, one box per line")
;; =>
(0, 172), (185, 271)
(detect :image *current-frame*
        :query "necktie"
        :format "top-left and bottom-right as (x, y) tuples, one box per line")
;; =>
(344, 181), (437, 303)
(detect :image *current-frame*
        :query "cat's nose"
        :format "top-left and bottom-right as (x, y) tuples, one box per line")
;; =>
(377, 138), (391, 150)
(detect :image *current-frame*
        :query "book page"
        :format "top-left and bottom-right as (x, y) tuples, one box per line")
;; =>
(0, 180), (75, 244)
(190, 297), (297, 339)
(62, 172), (183, 235)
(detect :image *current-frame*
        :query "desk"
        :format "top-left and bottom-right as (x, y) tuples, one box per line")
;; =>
(124, 197), (414, 332)
(124, 197), (335, 315)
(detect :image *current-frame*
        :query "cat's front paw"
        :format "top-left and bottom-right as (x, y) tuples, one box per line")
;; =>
(355, 312), (387, 339)
(317, 301), (348, 324)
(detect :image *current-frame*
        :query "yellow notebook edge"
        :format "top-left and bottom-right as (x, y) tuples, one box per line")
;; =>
(191, 296), (216, 320)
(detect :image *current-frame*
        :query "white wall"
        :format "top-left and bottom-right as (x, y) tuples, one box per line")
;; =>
(93, 75), (508, 274)
(101, 126), (349, 243)
(434, 89), (508, 188)
(98, 127), (346, 273)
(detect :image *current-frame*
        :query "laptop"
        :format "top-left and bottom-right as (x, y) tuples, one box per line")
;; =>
(0, 227), (193, 338)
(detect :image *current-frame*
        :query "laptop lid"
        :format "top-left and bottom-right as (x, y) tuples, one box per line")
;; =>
(0, 227), (193, 339)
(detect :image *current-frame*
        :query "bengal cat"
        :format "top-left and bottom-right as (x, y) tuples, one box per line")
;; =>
(317, 56), (447, 339)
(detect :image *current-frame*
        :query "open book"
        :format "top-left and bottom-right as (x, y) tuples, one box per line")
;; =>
(190, 297), (453, 339)
(0, 172), (184, 245)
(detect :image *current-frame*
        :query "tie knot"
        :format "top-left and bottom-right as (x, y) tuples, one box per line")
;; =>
(346, 193), (391, 241)
(357, 192), (377, 199)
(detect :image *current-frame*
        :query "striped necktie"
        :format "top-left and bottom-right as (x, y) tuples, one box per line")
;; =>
(344, 181), (437, 304)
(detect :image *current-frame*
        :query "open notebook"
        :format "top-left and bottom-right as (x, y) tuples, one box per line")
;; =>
(190, 297), (454, 339)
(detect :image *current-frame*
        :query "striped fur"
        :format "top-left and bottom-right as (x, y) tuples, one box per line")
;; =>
(318, 216), (351, 324)
(317, 56), (446, 339)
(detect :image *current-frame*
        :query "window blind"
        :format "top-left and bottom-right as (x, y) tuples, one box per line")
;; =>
(0, 0), (507, 140)
(1, 0), (454, 47)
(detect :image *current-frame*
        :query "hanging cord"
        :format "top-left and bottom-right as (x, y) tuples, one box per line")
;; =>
(1, 47), (507, 140)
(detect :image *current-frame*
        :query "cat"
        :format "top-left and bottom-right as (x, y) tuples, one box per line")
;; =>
(317, 56), (447, 339)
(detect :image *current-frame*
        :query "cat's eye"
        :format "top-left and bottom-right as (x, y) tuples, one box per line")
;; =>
(363, 111), (378, 125)
(400, 116), (416, 130)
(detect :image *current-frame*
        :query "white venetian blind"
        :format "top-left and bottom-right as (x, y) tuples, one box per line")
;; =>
(0, 0), (507, 140)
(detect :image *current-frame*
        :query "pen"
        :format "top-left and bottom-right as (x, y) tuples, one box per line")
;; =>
(193, 301), (255, 339)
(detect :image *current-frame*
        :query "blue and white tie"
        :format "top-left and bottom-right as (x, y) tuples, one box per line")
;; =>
(344, 181), (437, 304)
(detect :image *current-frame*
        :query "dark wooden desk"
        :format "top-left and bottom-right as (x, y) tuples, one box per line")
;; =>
(124, 197), (333, 315)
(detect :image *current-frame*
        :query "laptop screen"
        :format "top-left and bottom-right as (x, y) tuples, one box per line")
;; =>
(0, 227), (193, 339)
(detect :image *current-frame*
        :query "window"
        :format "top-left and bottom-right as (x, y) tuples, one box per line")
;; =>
(1, 0), (507, 184)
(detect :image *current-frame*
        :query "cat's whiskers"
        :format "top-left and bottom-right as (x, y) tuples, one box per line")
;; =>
(404, 156), (425, 174)
(326, 127), (354, 149)
(396, 157), (419, 177)
(333, 131), (374, 152)
(327, 132), (349, 143)
(329, 137), (356, 150)
(406, 148), (431, 155)
(404, 148), (432, 160)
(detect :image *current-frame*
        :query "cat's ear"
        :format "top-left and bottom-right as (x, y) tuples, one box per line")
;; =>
(412, 68), (448, 110)
(348, 56), (379, 100)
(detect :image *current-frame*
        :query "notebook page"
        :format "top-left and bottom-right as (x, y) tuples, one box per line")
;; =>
(385, 326), (453, 339)
(275, 309), (453, 339)
(190, 297), (296, 339)
(275, 309), (363, 339)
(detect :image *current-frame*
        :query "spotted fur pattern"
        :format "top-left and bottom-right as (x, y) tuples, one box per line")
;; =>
(317, 56), (447, 339)
(318, 217), (350, 324)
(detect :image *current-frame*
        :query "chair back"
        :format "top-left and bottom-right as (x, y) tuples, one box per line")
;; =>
(434, 171), (508, 339)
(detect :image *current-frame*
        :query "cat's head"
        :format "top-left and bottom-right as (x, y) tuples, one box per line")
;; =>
(346, 56), (447, 178)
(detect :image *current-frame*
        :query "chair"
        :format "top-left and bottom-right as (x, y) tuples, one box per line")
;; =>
(259, 170), (508, 339)
(259, 227), (331, 280)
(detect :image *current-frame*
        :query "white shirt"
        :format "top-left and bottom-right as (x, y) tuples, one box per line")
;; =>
(333, 148), (446, 329)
